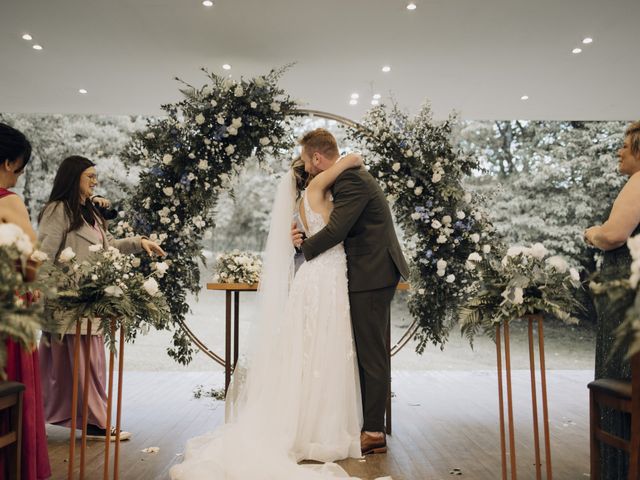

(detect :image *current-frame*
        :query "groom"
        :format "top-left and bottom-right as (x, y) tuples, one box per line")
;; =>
(292, 128), (410, 455)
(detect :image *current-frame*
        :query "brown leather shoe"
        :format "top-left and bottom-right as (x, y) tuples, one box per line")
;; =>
(361, 432), (387, 455)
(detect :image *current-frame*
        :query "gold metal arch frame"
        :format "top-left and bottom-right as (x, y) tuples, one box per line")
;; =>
(178, 108), (419, 368)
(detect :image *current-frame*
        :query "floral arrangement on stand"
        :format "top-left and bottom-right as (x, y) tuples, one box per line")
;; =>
(346, 103), (496, 352)
(120, 66), (297, 364)
(0, 224), (49, 377)
(460, 242), (583, 343)
(46, 244), (171, 350)
(212, 250), (262, 285)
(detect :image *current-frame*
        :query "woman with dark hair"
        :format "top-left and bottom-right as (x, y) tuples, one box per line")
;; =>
(585, 121), (640, 478)
(38, 155), (165, 441)
(0, 123), (51, 480)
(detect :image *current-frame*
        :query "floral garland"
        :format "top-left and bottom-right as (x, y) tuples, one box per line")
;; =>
(120, 66), (297, 364)
(346, 104), (495, 352)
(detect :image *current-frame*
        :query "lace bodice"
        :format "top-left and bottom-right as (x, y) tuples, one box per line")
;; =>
(301, 191), (346, 261)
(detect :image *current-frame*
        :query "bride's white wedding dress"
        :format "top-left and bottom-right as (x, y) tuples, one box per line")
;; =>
(170, 175), (364, 479)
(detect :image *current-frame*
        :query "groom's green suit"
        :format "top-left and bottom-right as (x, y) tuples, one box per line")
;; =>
(301, 166), (410, 432)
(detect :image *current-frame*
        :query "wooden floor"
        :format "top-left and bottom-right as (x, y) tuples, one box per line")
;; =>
(47, 370), (592, 480)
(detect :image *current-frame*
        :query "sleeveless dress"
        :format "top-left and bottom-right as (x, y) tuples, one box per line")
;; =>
(170, 192), (363, 479)
(0, 187), (51, 480)
(593, 218), (640, 480)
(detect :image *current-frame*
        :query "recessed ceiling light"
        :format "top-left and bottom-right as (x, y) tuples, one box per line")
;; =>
(349, 99), (358, 106)
(572, 47), (582, 54)
(521, 95), (529, 101)
(373, 93), (381, 100)
(406, 2), (417, 10)
(22, 34), (32, 41)
(371, 99), (380, 106)
(582, 37), (593, 44)
(350, 93), (359, 99)
(202, 0), (214, 6)
(222, 64), (231, 70)
(32, 44), (43, 51)
(382, 65), (391, 73)
(78, 89), (88, 94)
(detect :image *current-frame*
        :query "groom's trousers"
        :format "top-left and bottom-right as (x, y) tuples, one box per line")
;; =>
(349, 282), (398, 432)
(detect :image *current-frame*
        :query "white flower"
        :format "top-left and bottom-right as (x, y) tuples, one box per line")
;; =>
(234, 85), (244, 97)
(628, 235), (640, 260)
(143, 277), (160, 297)
(437, 259), (447, 270)
(227, 126), (238, 135)
(547, 255), (569, 273)
(91, 274), (98, 281)
(162, 187), (174, 197)
(432, 173), (442, 183)
(216, 116), (225, 125)
(30, 250), (48, 262)
(445, 274), (455, 283)
(431, 220), (442, 229)
(470, 233), (480, 243)
(437, 234), (447, 244)
(506, 246), (527, 257)
(210, 99), (217, 107)
(411, 212), (421, 221)
(465, 261), (476, 270)
(442, 215), (452, 225)
(530, 242), (549, 260)
(418, 288), (425, 295)
(463, 192), (472, 203)
(254, 76), (266, 87)
(154, 261), (169, 278)
(198, 159), (209, 170)
(131, 257), (141, 268)
(482, 244), (491, 254)
(58, 247), (76, 263)
(474, 211), (482, 221)
(225, 145), (235, 156)
(392, 162), (401, 172)
(259, 137), (271, 146)
(250, 101), (258, 108)
(468, 252), (482, 262)
(88, 244), (102, 253)
(436, 269), (445, 277)
(406, 179), (415, 188)
(456, 211), (466, 220)
(569, 267), (580, 282)
(104, 285), (124, 297)
(231, 117), (243, 128)
(270, 102), (281, 112)
(195, 113), (206, 125)
(414, 186), (423, 196)
(405, 150), (413, 157)
(502, 287), (524, 305)
(162, 154), (173, 165)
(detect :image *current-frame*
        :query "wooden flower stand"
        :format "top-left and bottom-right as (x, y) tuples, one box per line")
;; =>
(67, 319), (126, 480)
(495, 314), (552, 480)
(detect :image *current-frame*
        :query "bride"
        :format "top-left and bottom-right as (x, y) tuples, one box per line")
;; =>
(170, 152), (368, 479)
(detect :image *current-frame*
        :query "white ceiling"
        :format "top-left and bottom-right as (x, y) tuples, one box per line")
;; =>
(1, 0), (639, 121)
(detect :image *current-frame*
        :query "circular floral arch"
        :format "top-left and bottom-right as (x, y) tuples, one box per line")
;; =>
(120, 67), (493, 364)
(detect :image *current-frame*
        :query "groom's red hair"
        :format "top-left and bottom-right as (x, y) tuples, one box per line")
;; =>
(299, 128), (339, 159)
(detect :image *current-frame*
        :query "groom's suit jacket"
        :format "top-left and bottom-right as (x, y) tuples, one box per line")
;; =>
(301, 167), (410, 292)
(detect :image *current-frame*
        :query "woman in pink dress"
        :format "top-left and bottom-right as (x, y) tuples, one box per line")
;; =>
(0, 123), (51, 479)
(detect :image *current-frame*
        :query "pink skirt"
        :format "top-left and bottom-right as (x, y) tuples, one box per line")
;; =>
(0, 339), (51, 480)
(39, 334), (108, 429)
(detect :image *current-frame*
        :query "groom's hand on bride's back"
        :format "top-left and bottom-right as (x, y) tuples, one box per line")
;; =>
(291, 221), (305, 248)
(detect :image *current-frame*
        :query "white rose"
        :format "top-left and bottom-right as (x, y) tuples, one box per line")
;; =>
(195, 113), (206, 125)
(210, 99), (217, 107)
(410, 212), (421, 220)
(437, 234), (447, 244)
(468, 252), (482, 262)
(431, 220), (442, 229)
(30, 250), (49, 262)
(470, 233), (480, 243)
(392, 163), (401, 172)
(225, 145), (235, 155)
(530, 242), (549, 260)
(436, 259), (447, 270)
(436, 269), (445, 277)
(405, 150), (413, 157)
(463, 192), (472, 203)
(91, 274), (98, 281)
(445, 274), (455, 283)
(465, 260), (476, 270)
(569, 267), (580, 282)
(456, 211), (466, 220)
(418, 288), (425, 295)
(270, 102), (281, 112)
(145, 132), (156, 139)
(442, 215), (452, 225)
(474, 211), (482, 221)
(432, 173), (442, 183)
(482, 244), (491, 254)
(250, 101), (258, 108)
(143, 277), (160, 297)
(104, 285), (124, 297)
(198, 159), (209, 170)
(547, 255), (569, 273)
(406, 179), (415, 188)
(506, 246), (526, 257)
(162, 154), (173, 165)
(216, 116), (225, 125)
(154, 261), (169, 278)
(259, 137), (271, 146)
(234, 85), (244, 97)
(163, 187), (174, 197)
(58, 247), (76, 263)
(414, 186), (423, 196)
(131, 257), (141, 268)
(227, 126), (238, 135)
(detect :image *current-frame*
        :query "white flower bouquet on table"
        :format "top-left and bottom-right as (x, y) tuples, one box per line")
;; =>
(0, 224), (50, 378)
(46, 244), (171, 350)
(461, 242), (583, 344)
(212, 250), (262, 285)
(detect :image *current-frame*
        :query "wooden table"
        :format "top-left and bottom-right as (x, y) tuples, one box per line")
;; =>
(206, 281), (410, 434)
